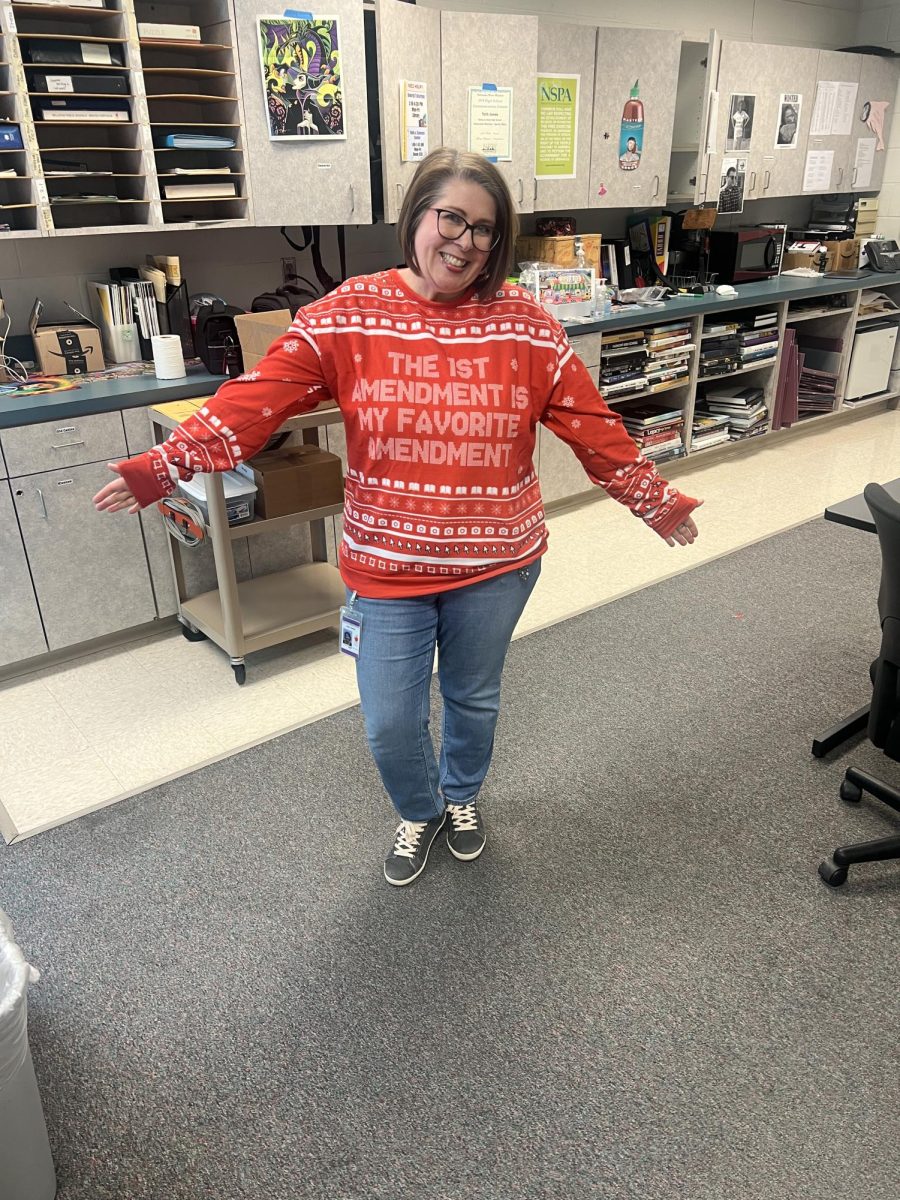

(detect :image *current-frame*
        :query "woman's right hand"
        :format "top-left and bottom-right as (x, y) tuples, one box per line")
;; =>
(92, 462), (140, 515)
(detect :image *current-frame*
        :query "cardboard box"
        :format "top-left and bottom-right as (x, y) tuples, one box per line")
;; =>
(782, 238), (862, 275)
(515, 233), (601, 273)
(238, 445), (344, 519)
(234, 309), (292, 370)
(28, 299), (104, 375)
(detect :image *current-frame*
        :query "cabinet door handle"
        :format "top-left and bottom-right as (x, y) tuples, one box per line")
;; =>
(517, 177), (524, 204)
(749, 170), (757, 192)
(533, 176), (537, 202)
(851, 166), (858, 187)
(837, 166), (844, 187)
(763, 169), (771, 191)
(349, 184), (355, 214)
(51, 439), (85, 449)
(652, 173), (660, 199)
(37, 488), (47, 520)
(396, 182), (403, 207)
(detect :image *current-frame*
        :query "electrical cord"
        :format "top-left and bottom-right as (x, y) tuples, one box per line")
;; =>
(156, 494), (207, 546)
(0, 312), (30, 390)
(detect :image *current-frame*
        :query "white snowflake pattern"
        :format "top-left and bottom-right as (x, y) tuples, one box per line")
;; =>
(604, 417), (617, 426)
(354, 353), (363, 363)
(283, 339), (300, 354)
(510, 358), (518, 371)
(562, 395), (575, 408)
(262, 407), (273, 418)
(546, 363), (554, 372)
(571, 419), (582, 429)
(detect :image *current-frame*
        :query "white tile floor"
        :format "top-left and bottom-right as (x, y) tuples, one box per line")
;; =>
(2, 406), (898, 842)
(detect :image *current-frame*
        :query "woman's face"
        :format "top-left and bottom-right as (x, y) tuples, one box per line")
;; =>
(411, 177), (497, 302)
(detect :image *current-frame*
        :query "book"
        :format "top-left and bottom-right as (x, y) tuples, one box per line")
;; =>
(703, 385), (764, 405)
(620, 404), (682, 427)
(160, 133), (236, 149)
(162, 182), (237, 199)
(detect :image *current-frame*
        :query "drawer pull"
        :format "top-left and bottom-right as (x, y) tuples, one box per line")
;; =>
(37, 488), (47, 519)
(51, 440), (86, 449)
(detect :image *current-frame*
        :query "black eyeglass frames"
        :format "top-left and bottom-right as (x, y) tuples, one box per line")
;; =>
(431, 207), (500, 251)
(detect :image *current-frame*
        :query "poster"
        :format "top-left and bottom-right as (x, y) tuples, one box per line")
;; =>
(258, 15), (345, 140)
(810, 81), (858, 137)
(774, 93), (802, 149)
(854, 137), (876, 189)
(535, 74), (579, 178)
(717, 156), (746, 214)
(400, 80), (428, 162)
(802, 149), (834, 192)
(726, 93), (755, 151)
(467, 85), (513, 161)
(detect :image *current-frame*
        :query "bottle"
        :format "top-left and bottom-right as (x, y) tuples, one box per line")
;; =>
(618, 81), (644, 172)
(574, 236), (587, 269)
(594, 277), (612, 319)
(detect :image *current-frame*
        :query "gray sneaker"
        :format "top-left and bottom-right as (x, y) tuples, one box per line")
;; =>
(384, 813), (446, 886)
(445, 802), (486, 861)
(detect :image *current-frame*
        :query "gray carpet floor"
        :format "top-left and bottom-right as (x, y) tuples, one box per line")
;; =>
(1, 518), (898, 1200)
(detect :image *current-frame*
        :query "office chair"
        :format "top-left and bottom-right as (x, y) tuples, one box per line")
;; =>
(819, 482), (900, 886)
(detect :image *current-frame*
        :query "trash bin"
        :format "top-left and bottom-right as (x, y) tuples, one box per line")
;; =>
(0, 910), (56, 1200)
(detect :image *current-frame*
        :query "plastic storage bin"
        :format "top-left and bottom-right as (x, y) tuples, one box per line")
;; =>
(178, 470), (258, 526)
(0, 910), (57, 1200)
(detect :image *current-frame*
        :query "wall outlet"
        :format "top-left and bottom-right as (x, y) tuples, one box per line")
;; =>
(281, 256), (296, 285)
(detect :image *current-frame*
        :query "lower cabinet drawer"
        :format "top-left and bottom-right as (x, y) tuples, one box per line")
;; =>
(1, 411), (128, 476)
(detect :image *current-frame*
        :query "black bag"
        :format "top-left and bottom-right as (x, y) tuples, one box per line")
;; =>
(251, 277), (319, 314)
(193, 300), (244, 377)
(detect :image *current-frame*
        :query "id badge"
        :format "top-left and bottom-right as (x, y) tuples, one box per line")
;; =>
(339, 606), (362, 658)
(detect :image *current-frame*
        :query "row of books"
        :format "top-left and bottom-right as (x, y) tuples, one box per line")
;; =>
(699, 310), (779, 378)
(771, 327), (843, 429)
(693, 385), (770, 445)
(599, 321), (694, 405)
(620, 404), (686, 464)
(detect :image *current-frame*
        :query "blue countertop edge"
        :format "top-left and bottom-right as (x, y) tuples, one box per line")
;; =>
(0, 367), (227, 431)
(2, 270), (899, 431)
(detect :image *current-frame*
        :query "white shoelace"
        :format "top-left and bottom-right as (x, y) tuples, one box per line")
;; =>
(446, 803), (478, 832)
(393, 820), (428, 859)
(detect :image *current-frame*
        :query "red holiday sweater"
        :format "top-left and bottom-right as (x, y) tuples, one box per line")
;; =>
(120, 269), (699, 598)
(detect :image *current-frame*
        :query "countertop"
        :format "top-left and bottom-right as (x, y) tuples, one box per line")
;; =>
(2, 270), (899, 431)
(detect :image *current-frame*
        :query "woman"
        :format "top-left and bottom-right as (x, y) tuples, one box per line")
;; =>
(94, 149), (701, 888)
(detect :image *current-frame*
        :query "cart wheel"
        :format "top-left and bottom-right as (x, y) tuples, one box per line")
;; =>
(818, 859), (848, 887)
(181, 623), (207, 643)
(839, 778), (862, 803)
(232, 663), (246, 686)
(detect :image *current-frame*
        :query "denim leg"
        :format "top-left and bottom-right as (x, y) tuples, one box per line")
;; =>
(352, 592), (444, 823)
(436, 561), (542, 803)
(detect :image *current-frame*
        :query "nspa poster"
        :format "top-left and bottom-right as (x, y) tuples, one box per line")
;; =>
(258, 16), (345, 139)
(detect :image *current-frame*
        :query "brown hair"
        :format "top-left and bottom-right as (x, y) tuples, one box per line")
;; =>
(397, 148), (518, 301)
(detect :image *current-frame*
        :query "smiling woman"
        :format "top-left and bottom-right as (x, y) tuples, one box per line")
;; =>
(93, 146), (700, 888)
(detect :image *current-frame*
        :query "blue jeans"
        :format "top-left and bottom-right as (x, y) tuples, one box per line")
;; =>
(351, 561), (542, 822)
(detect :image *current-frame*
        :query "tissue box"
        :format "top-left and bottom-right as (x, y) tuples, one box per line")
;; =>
(236, 445), (344, 519)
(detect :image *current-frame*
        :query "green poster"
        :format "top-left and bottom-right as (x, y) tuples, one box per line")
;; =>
(536, 74), (579, 179)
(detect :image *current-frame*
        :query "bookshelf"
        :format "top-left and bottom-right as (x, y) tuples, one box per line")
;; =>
(7, 3), (154, 233)
(0, 10), (40, 235)
(132, 0), (251, 228)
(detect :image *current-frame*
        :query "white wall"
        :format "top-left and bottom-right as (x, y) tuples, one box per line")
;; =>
(856, 3), (900, 236)
(0, 0), (873, 338)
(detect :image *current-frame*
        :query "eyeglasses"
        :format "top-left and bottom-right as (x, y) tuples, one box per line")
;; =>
(431, 207), (500, 252)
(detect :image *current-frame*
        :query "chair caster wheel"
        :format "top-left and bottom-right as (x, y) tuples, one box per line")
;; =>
(181, 623), (207, 643)
(232, 663), (246, 685)
(818, 859), (848, 887)
(840, 779), (862, 803)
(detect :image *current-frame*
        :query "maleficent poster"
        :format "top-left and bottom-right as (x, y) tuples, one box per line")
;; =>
(258, 16), (345, 139)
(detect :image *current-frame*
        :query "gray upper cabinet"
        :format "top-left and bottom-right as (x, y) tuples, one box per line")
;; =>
(805, 50), (862, 195)
(589, 28), (681, 211)
(705, 40), (819, 204)
(440, 11), (539, 213)
(376, 0), (442, 225)
(855, 54), (900, 193)
(0, 483), (47, 668)
(233, 0), (372, 226)
(11, 462), (157, 651)
(534, 22), (597, 213)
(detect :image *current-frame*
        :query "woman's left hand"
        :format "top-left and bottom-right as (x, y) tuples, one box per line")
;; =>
(664, 500), (703, 547)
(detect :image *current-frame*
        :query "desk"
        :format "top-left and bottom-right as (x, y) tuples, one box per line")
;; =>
(824, 477), (900, 533)
(812, 480), (897, 756)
